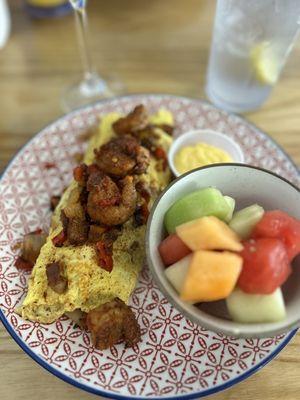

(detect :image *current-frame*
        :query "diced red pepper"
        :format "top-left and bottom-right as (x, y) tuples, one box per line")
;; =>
(73, 163), (88, 183)
(154, 147), (168, 170)
(44, 162), (56, 169)
(134, 202), (149, 226)
(140, 202), (149, 224)
(95, 241), (113, 272)
(14, 256), (33, 271)
(140, 188), (151, 205)
(52, 230), (67, 247)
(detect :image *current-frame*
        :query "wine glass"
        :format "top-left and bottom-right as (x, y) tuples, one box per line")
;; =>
(61, 0), (123, 112)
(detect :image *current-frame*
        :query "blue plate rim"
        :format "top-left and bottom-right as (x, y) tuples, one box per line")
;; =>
(0, 93), (299, 399)
(0, 310), (297, 400)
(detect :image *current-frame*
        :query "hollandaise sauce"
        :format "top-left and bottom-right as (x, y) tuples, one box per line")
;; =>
(175, 142), (232, 174)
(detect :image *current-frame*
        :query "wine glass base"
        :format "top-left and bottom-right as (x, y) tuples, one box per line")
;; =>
(61, 72), (125, 113)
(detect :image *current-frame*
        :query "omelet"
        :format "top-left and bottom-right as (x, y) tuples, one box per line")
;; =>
(18, 108), (173, 324)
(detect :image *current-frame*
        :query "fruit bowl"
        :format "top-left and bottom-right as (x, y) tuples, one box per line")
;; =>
(146, 163), (300, 338)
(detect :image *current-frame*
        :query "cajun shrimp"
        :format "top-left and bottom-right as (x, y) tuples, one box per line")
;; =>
(112, 104), (148, 135)
(94, 135), (150, 177)
(87, 174), (137, 226)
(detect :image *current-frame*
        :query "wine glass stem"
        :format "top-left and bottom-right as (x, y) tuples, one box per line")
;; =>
(74, 7), (95, 80)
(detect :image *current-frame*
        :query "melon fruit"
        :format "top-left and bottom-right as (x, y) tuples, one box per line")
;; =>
(158, 234), (191, 266)
(180, 250), (242, 302)
(223, 196), (235, 223)
(176, 215), (243, 252)
(226, 287), (286, 323)
(229, 204), (264, 239)
(164, 255), (192, 293)
(164, 187), (231, 234)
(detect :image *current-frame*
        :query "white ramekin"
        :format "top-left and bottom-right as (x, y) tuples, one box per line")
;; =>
(168, 129), (244, 177)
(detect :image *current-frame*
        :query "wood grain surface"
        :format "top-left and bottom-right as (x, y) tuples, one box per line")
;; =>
(0, 1), (299, 400)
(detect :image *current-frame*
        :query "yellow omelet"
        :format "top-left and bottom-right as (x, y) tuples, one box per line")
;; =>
(18, 109), (173, 323)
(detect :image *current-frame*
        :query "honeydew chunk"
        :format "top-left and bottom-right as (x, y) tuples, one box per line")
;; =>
(180, 250), (243, 302)
(226, 287), (286, 323)
(229, 204), (264, 239)
(223, 196), (235, 223)
(164, 187), (231, 234)
(164, 254), (192, 293)
(176, 215), (243, 252)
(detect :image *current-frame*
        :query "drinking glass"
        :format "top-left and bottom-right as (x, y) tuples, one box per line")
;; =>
(206, 0), (300, 113)
(61, 0), (123, 112)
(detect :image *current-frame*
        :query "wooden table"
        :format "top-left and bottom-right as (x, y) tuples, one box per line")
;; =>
(0, 1), (299, 399)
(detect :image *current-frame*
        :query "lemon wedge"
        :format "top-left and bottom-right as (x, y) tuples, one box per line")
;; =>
(250, 41), (280, 85)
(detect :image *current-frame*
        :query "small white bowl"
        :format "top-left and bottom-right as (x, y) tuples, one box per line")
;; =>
(146, 164), (300, 338)
(168, 129), (244, 177)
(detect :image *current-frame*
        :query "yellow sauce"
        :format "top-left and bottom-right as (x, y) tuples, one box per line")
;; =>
(174, 142), (233, 174)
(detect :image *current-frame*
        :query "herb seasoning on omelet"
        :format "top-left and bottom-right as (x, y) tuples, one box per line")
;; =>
(17, 104), (174, 350)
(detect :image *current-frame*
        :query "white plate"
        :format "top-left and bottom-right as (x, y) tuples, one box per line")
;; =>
(0, 94), (298, 399)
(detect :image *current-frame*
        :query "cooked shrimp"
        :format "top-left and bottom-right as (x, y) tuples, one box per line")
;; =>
(87, 175), (137, 226)
(95, 139), (136, 177)
(87, 174), (121, 207)
(112, 104), (148, 135)
(94, 135), (150, 177)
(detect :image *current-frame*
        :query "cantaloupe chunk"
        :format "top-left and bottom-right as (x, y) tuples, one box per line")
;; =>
(180, 250), (242, 302)
(176, 215), (243, 252)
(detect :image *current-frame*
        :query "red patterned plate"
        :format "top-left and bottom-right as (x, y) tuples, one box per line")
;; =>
(0, 94), (298, 399)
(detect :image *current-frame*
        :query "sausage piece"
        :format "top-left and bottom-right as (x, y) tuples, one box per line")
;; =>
(46, 262), (67, 294)
(86, 298), (141, 349)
